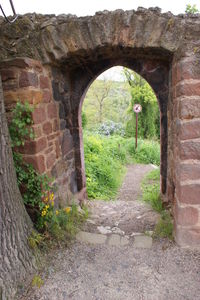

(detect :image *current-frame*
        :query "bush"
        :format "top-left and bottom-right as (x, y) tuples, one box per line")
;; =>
(84, 133), (127, 199)
(97, 121), (125, 136)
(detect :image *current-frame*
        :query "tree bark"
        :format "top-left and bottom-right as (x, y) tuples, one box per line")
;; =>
(0, 75), (35, 299)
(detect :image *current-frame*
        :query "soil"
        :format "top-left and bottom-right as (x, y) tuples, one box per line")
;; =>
(20, 164), (200, 300)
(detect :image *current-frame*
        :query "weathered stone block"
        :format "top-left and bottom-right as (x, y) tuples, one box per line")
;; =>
(40, 75), (50, 89)
(0, 57), (42, 71)
(47, 103), (58, 118)
(0, 69), (17, 81)
(175, 226), (200, 248)
(46, 152), (56, 169)
(179, 139), (200, 160)
(53, 119), (59, 131)
(19, 137), (47, 154)
(19, 71), (38, 88)
(43, 90), (52, 103)
(178, 119), (200, 140)
(32, 106), (46, 124)
(176, 81), (200, 98)
(176, 183), (200, 205)
(177, 162), (200, 181)
(24, 154), (45, 173)
(61, 130), (73, 155)
(175, 204), (199, 226)
(4, 90), (43, 105)
(178, 97), (200, 119)
(32, 125), (42, 138)
(42, 121), (52, 134)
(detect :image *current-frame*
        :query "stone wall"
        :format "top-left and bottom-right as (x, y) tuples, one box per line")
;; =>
(0, 8), (200, 248)
(0, 58), (77, 206)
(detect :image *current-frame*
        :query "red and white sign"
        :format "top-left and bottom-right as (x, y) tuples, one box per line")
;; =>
(133, 104), (142, 113)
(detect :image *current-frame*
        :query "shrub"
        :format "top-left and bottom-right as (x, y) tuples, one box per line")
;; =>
(97, 121), (125, 136)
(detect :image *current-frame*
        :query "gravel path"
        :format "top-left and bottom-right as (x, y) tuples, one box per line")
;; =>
(21, 164), (200, 300)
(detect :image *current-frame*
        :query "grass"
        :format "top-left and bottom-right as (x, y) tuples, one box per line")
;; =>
(141, 168), (173, 240)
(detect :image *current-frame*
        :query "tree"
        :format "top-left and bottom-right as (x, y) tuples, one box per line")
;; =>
(85, 78), (112, 123)
(0, 75), (35, 299)
(123, 69), (160, 139)
(185, 4), (199, 14)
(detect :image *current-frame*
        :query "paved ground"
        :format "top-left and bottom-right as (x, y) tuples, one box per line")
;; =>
(20, 164), (200, 300)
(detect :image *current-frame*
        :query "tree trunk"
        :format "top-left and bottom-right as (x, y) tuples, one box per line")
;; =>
(0, 75), (35, 299)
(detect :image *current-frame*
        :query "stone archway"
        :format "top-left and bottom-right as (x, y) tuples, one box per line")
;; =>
(0, 7), (200, 248)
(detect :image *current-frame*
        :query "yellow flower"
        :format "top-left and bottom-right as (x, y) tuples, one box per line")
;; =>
(64, 207), (71, 214)
(45, 205), (49, 209)
(43, 196), (48, 203)
(56, 210), (59, 215)
(51, 201), (54, 207)
(41, 210), (47, 217)
(50, 193), (54, 201)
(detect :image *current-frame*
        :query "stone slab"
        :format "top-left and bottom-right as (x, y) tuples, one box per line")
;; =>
(133, 235), (153, 248)
(76, 231), (106, 245)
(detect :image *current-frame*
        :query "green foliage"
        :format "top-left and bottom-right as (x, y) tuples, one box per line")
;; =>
(28, 231), (44, 249)
(154, 211), (173, 240)
(141, 169), (162, 212)
(125, 77), (160, 139)
(82, 111), (87, 129)
(84, 133), (127, 199)
(142, 169), (173, 240)
(31, 275), (44, 288)
(13, 152), (53, 230)
(185, 4), (199, 14)
(127, 139), (160, 165)
(9, 101), (34, 147)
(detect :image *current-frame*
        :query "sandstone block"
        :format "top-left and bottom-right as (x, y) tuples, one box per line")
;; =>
(32, 106), (46, 124)
(0, 58), (42, 71)
(42, 121), (52, 134)
(47, 103), (57, 118)
(61, 130), (73, 155)
(178, 97), (200, 119)
(46, 152), (56, 169)
(176, 183), (200, 205)
(178, 119), (200, 140)
(40, 75), (50, 89)
(4, 90), (43, 105)
(24, 154), (45, 173)
(19, 137), (47, 154)
(19, 71), (38, 88)
(175, 204), (199, 226)
(177, 162), (200, 181)
(179, 139), (200, 160)
(176, 81), (200, 98)
(175, 226), (200, 248)
(0, 69), (17, 81)
(42, 90), (52, 103)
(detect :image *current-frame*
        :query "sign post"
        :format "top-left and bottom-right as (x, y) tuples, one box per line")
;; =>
(133, 104), (142, 149)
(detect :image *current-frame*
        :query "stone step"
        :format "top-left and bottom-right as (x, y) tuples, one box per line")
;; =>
(76, 231), (152, 248)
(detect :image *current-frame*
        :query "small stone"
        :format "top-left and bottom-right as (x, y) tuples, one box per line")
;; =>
(111, 227), (125, 235)
(131, 232), (143, 237)
(87, 219), (96, 225)
(97, 226), (112, 235)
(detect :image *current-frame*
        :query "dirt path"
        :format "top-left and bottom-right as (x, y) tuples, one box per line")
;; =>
(21, 164), (200, 300)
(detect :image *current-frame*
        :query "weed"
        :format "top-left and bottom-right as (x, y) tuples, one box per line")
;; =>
(141, 169), (162, 213)
(28, 231), (43, 249)
(31, 275), (44, 288)
(153, 211), (173, 240)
